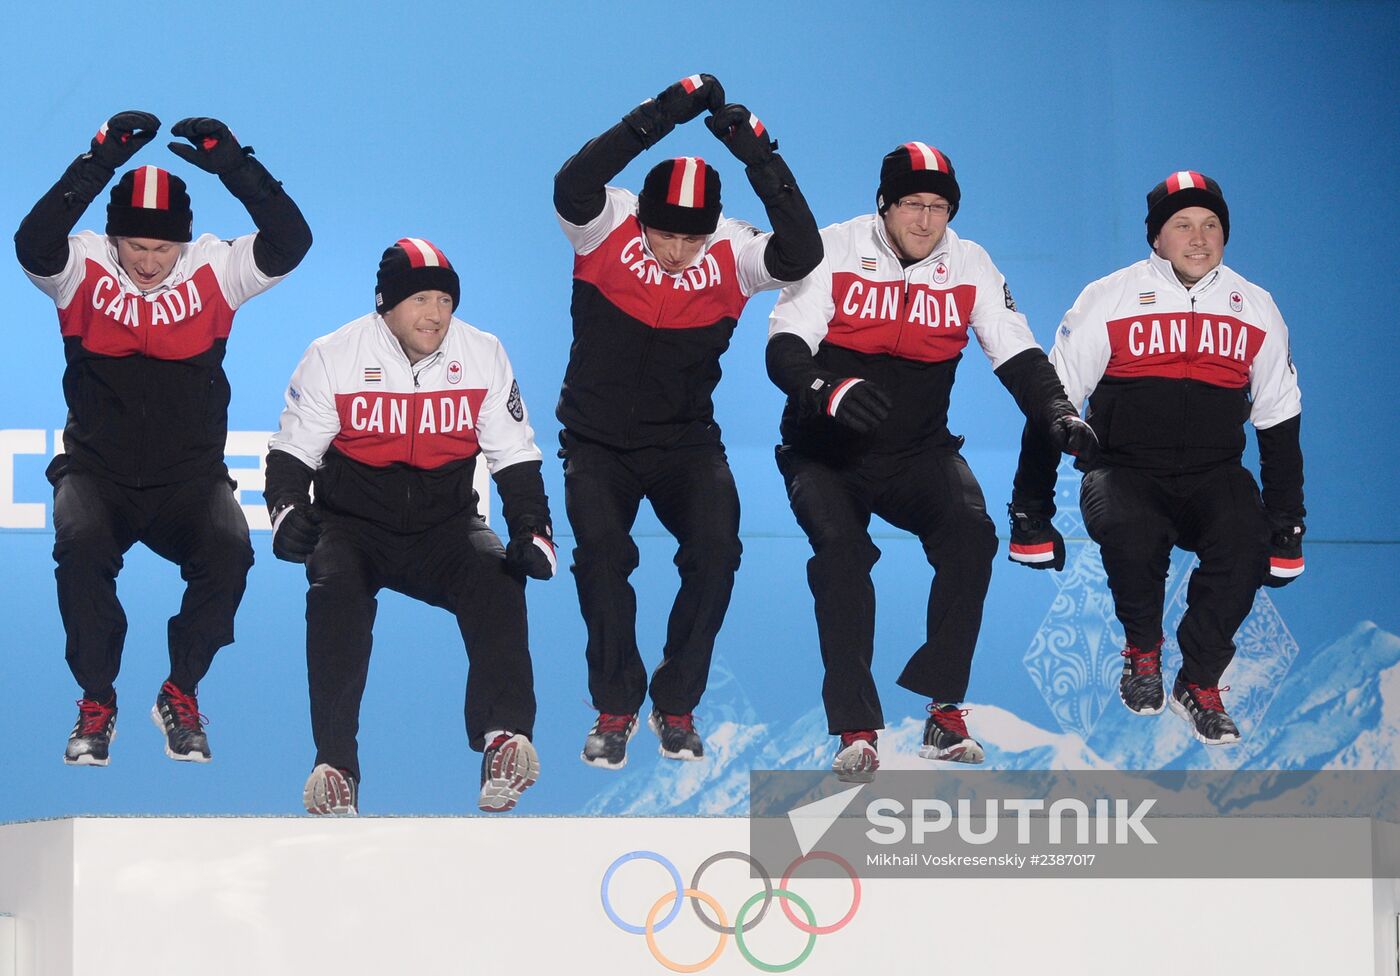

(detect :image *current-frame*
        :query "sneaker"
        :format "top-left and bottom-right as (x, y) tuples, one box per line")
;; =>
(1120, 639), (1166, 715)
(479, 732), (540, 813)
(648, 710), (704, 761)
(149, 680), (211, 763)
(918, 704), (986, 763)
(303, 764), (358, 816)
(64, 697), (117, 766)
(832, 731), (879, 783)
(581, 712), (639, 770)
(1169, 677), (1241, 745)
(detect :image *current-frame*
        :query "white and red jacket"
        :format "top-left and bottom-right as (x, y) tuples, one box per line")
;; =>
(1049, 252), (1301, 478)
(25, 230), (283, 485)
(268, 312), (543, 533)
(769, 216), (1040, 456)
(556, 186), (790, 449)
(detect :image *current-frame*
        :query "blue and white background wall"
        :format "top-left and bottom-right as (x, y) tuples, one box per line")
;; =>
(0, 1), (1396, 818)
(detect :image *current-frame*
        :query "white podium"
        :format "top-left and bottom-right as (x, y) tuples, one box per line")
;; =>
(0, 817), (1395, 975)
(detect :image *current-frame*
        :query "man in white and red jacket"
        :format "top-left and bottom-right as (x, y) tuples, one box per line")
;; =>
(265, 238), (554, 815)
(1011, 172), (1305, 746)
(555, 74), (821, 769)
(15, 111), (311, 769)
(766, 142), (1095, 783)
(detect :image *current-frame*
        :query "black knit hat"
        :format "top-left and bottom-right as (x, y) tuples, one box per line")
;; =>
(375, 237), (460, 313)
(637, 157), (722, 235)
(106, 166), (193, 242)
(1145, 171), (1229, 245)
(877, 142), (960, 218)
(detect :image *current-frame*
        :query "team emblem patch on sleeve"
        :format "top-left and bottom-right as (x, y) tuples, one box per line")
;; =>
(506, 381), (524, 421)
(1003, 283), (1018, 311)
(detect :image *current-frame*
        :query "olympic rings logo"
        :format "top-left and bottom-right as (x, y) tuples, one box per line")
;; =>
(600, 849), (861, 973)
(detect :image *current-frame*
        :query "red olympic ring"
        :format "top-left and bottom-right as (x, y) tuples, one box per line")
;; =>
(778, 851), (861, 935)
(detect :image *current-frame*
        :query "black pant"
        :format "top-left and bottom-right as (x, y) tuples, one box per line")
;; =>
(561, 432), (742, 716)
(304, 511), (535, 781)
(50, 464), (253, 702)
(1080, 464), (1269, 687)
(777, 445), (998, 733)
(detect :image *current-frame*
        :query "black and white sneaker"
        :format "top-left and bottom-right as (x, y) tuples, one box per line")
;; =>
(150, 680), (210, 762)
(832, 731), (879, 783)
(479, 731), (540, 813)
(303, 764), (358, 816)
(1169, 677), (1241, 745)
(1120, 639), (1166, 715)
(64, 696), (117, 766)
(649, 710), (704, 761)
(918, 704), (986, 763)
(581, 712), (639, 769)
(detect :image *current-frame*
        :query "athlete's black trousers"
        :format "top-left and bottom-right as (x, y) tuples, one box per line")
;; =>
(777, 445), (998, 733)
(561, 432), (742, 717)
(1079, 464), (1269, 687)
(50, 464), (253, 702)
(304, 511), (535, 781)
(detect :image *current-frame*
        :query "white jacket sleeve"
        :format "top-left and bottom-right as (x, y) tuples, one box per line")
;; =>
(767, 255), (835, 353)
(965, 247), (1040, 369)
(267, 343), (341, 469)
(1249, 292), (1302, 429)
(556, 186), (636, 256)
(475, 337), (545, 475)
(1048, 281), (1113, 409)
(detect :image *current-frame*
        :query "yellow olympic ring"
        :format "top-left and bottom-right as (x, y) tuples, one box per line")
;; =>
(645, 887), (729, 974)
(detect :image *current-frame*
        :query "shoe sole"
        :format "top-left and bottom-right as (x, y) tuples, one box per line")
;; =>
(304, 764), (357, 816)
(1168, 696), (1241, 746)
(64, 724), (116, 767)
(832, 745), (878, 784)
(149, 706), (211, 763)
(918, 741), (986, 764)
(480, 736), (540, 813)
(580, 719), (639, 770)
(647, 712), (704, 761)
(1120, 690), (1166, 716)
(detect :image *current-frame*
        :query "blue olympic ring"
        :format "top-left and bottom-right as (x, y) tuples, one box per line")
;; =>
(601, 850), (685, 935)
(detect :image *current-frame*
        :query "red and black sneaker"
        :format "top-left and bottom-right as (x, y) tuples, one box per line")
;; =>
(1120, 639), (1166, 715)
(648, 710), (704, 761)
(150, 680), (210, 763)
(1169, 677), (1241, 745)
(64, 696), (117, 766)
(832, 730), (879, 783)
(581, 712), (639, 770)
(918, 704), (985, 763)
(479, 731), (540, 813)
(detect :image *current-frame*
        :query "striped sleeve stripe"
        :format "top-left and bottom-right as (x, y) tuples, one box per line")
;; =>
(826, 378), (863, 417)
(749, 113), (765, 137)
(680, 74), (703, 93)
(1270, 556), (1304, 578)
(96, 121), (110, 144)
(1009, 541), (1058, 563)
(532, 535), (557, 576)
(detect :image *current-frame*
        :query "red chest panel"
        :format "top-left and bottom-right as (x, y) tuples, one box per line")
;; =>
(59, 260), (234, 359)
(332, 389), (489, 469)
(1104, 312), (1265, 388)
(826, 273), (976, 363)
(574, 218), (747, 329)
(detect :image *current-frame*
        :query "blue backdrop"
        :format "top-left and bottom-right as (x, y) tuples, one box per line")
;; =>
(1, 1), (1396, 817)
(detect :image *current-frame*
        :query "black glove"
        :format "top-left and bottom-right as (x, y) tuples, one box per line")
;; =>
(801, 376), (891, 434)
(505, 526), (557, 581)
(1008, 504), (1065, 571)
(1048, 413), (1100, 466)
(704, 103), (776, 167)
(271, 503), (321, 563)
(623, 74), (724, 148)
(89, 111), (160, 170)
(168, 117), (253, 175)
(1262, 520), (1304, 588)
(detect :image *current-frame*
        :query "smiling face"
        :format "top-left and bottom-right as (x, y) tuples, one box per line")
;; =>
(383, 289), (455, 363)
(881, 192), (951, 262)
(1152, 206), (1225, 287)
(115, 237), (182, 289)
(643, 226), (708, 274)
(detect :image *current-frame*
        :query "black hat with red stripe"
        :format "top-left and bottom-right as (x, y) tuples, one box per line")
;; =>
(375, 237), (460, 313)
(638, 157), (722, 235)
(877, 142), (960, 218)
(106, 165), (193, 242)
(1145, 170), (1229, 245)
